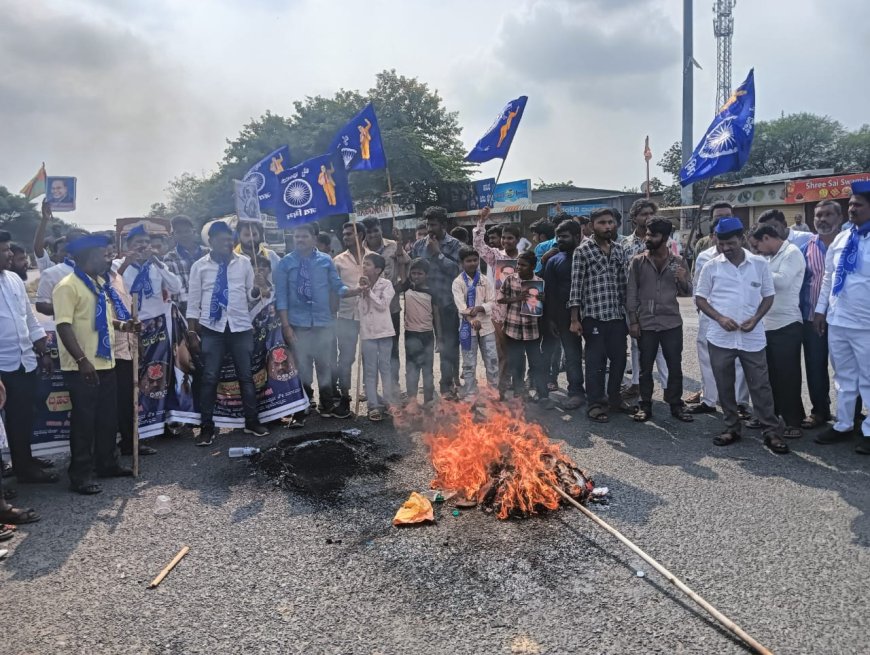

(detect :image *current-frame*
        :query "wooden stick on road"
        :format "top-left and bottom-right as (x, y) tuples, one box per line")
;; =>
(147, 545), (190, 589)
(552, 486), (774, 655)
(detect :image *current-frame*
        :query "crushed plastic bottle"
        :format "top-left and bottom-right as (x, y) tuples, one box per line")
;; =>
(228, 447), (260, 458)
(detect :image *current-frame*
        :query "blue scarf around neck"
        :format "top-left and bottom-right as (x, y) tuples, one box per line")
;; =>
(72, 266), (131, 360)
(459, 270), (480, 351)
(208, 257), (229, 321)
(129, 260), (154, 309)
(832, 221), (870, 296)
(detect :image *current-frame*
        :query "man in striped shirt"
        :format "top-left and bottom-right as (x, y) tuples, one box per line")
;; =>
(799, 200), (843, 431)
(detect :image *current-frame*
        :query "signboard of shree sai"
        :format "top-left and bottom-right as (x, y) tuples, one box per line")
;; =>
(786, 173), (870, 204)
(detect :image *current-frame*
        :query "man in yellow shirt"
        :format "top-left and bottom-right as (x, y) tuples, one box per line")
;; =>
(53, 234), (140, 495)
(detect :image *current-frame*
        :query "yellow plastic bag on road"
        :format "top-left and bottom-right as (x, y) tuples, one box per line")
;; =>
(392, 492), (434, 526)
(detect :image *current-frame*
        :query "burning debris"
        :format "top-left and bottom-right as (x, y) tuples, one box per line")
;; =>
(420, 395), (597, 519)
(252, 429), (384, 495)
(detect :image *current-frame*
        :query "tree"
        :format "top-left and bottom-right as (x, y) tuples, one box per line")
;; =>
(154, 70), (472, 225)
(738, 113), (845, 177)
(839, 124), (870, 172)
(0, 187), (73, 248)
(533, 179), (575, 190)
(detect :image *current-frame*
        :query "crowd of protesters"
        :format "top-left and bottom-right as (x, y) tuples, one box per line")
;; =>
(1, 184), (869, 537)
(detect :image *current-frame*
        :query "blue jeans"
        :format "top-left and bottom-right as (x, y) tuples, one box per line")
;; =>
(334, 318), (359, 400)
(362, 337), (396, 410)
(199, 326), (258, 426)
(460, 332), (499, 397)
(292, 325), (336, 411)
(543, 313), (585, 399)
(405, 330), (435, 402)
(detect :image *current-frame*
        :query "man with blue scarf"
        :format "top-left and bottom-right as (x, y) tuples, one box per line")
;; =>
(117, 223), (182, 321)
(814, 181), (870, 454)
(451, 246), (498, 399)
(54, 233), (141, 495)
(187, 221), (271, 446)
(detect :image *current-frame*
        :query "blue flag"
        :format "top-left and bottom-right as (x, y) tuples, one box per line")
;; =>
(465, 96), (528, 163)
(330, 103), (387, 171)
(274, 153), (354, 229)
(680, 70), (755, 187)
(243, 146), (291, 212)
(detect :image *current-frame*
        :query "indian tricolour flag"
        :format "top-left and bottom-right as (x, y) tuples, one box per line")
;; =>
(20, 163), (47, 201)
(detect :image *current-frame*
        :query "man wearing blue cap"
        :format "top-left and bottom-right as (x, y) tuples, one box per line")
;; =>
(814, 181), (870, 454)
(34, 228), (89, 316)
(695, 217), (788, 454)
(54, 233), (141, 494)
(117, 224), (182, 321)
(186, 221), (271, 445)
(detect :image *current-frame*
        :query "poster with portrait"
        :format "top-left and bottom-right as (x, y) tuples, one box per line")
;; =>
(520, 280), (544, 317)
(234, 178), (262, 222)
(45, 176), (77, 212)
(495, 258), (517, 291)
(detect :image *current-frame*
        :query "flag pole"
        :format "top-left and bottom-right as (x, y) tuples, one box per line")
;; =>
(350, 215), (366, 417)
(493, 157), (508, 189)
(385, 167), (398, 236)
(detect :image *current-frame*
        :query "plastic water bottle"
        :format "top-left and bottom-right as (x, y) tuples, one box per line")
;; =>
(228, 447), (260, 458)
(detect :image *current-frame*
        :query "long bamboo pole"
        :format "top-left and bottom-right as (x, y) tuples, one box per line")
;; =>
(131, 299), (139, 478)
(350, 215), (366, 416)
(552, 486), (773, 655)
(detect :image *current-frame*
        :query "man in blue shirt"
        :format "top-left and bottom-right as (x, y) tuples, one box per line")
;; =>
(276, 223), (364, 420)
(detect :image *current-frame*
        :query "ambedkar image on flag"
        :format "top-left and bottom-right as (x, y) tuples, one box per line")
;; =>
(680, 69), (755, 187)
(465, 96), (528, 164)
(330, 102), (386, 171)
(274, 153), (354, 229)
(243, 145), (291, 213)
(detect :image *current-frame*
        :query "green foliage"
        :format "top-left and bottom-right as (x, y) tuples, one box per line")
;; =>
(158, 70), (472, 226)
(533, 179), (575, 190)
(0, 187), (43, 246)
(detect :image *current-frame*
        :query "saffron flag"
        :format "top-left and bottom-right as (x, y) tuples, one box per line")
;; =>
(242, 146), (291, 213)
(680, 69), (755, 187)
(20, 163), (47, 201)
(465, 96), (528, 163)
(274, 153), (354, 229)
(644, 136), (652, 162)
(330, 103), (387, 171)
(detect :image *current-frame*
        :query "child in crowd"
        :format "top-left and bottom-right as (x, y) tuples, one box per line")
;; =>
(452, 247), (498, 399)
(358, 253), (396, 421)
(497, 250), (552, 407)
(402, 258), (439, 406)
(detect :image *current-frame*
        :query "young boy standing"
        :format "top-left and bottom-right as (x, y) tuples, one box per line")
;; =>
(402, 259), (439, 406)
(358, 253), (396, 421)
(452, 247), (498, 399)
(497, 250), (552, 407)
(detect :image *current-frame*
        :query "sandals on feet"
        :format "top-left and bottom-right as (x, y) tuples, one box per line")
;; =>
(670, 408), (695, 423)
(744, 418), (763, 430)
(587, 407), (609, 423)
(783, 427), (803, 439)
(800, 415), (828, 430)
(764, 435), (790, 454)
(632, 408), (652, 423)
(368, 409), (383, 422)
(71, 483), (102, 495)
(0, 507), (40, 524)
(713, 431), (741, 447)
(610, 401), (639, 415)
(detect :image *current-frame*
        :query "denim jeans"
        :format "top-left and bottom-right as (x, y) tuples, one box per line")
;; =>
(582, 318), (627, 408)
(542, 313), (585, 399)
(460, 332), (499, 397)
(334, 318), (359, 400)
(199, 326), (258, 426)
(405, 330), (435, 402)
(362, 337), (396, 410)
(638, 326), (683, 410)
(505, 335), (546, 397)
(292, 325), (336, 411)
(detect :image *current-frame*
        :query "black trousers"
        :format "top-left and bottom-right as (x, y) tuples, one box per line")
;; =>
(505, 335), (546, 397)
(115, 359), (135, 453)
(437, 305), (460, 393)
(64, 369), (120, 486)
(802, 320), (831, 420)
(765, 322), (806, 428)
(582, 318), (627, 408)
(638, 326), (684, 410)
(542, 313), (585, 398)
(0, 367), (37, 475)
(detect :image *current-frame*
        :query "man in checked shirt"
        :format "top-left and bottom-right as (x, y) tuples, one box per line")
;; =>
(569, 208), (634, 423)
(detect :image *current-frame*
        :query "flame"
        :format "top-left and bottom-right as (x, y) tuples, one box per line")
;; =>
(415, 393), (590, 520)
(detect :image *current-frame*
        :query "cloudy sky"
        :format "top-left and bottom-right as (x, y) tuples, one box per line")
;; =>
(2, 0), (867, 230)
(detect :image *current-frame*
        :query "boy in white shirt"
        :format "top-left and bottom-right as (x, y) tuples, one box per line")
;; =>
(358, 253), (395, 421)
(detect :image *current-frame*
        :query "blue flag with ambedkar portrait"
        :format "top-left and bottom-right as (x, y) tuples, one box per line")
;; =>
(680, 69), (755, 187)
(465, 96), (528, 163)
(273, 152), (354, 229)
(242, 146), (291, 213)
(329, 103), (387, 171)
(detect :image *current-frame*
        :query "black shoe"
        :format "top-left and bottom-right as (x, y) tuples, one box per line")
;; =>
(856, 440), (870, 455)
(121, 444), (158, 456)
(331, 400), (352, 419)
(71, 482), (102, 495)
(32, 457), (54, 469)
(814, 427), (853, 445)
(196, 425), (215, 447)
(685, 403), (716, 415)
(16, 468), (59, 484)
(244, 422), (270, 437)
(317, 405), (334, 418)
(96, 466), (134, 478)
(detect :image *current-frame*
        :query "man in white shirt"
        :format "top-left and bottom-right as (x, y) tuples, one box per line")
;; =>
(686, 219), (751, 417)
(0, 231), (58, 484)
(332, 222), (367, 418)
(758, 208), (812, 249)
(187, 221), (271, 446)
(813, 181), (870, 453)
(749, 223), (807, 438)
(695, 217), (788, 454)
(34, 228), (89, 316)
(116, 224), (182, 321)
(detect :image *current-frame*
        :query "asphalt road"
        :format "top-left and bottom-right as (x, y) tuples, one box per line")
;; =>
(3, 299), (869, 655)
